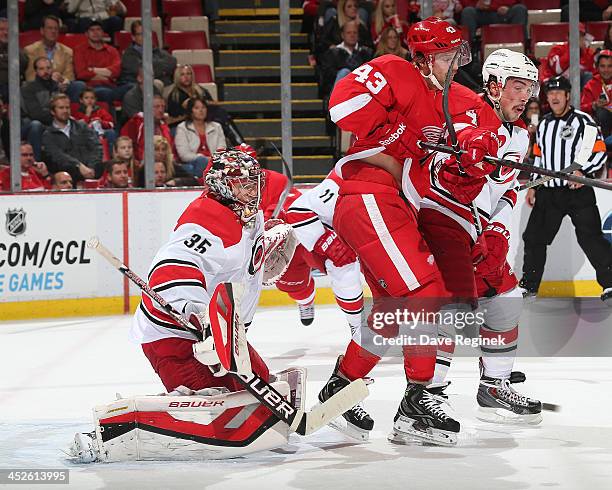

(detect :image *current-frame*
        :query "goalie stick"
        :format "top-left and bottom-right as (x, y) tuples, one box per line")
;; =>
(519, 124), (598, 191)
(87, 237), (368, 436)
(270, 142), (294, 219)
(419, 141), (612, 191)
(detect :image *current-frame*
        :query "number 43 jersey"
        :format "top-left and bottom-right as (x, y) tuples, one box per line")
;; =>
(130, 194), (265, 344)
(328, 54), (446, 206)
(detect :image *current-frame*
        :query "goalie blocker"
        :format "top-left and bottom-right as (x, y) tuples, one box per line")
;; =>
(69, 368), (306, 462)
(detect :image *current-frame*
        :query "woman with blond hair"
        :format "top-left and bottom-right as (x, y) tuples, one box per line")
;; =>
(370, 0), (408, 47)
(163, 65), (205, 128)
(374, 26), (408, 59)
(135, 135), (197, 187)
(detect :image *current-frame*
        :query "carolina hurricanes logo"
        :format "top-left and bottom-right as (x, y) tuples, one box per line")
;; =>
(249, 234), (265, 275)
(489, 151), (521, 183)
(497, 134), (507, 147)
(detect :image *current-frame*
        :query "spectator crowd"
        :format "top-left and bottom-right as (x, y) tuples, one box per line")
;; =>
(0, 0), (239, 192)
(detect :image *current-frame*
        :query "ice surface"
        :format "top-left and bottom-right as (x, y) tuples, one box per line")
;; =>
(1, 305), (611, 490)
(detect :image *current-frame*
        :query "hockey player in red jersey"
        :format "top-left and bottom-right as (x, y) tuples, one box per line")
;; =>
(70, 149), (305, 462)
(420, 49), (543, 424)
(319, 17), (497, 446)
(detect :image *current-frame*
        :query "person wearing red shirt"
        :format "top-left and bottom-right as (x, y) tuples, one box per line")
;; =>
(540, 23), (596, 89)
(73, 21), (128, 107)
(0, 142), (51, 191)
(72, 88), (116, 153)
(120, 95), (173, 162)
(581, 50), (612, 146)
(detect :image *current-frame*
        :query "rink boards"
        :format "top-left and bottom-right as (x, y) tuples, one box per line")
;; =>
(1, 187), (611, 320)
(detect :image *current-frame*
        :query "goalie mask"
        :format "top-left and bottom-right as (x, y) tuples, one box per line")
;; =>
(205, 149), (264, 225)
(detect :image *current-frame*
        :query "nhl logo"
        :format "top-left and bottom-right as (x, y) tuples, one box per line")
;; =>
(6, 208), (26, 237)
(560, 125), (574, 140)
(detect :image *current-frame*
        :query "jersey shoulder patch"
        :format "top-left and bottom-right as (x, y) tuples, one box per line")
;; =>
(176, 195), (243, 248)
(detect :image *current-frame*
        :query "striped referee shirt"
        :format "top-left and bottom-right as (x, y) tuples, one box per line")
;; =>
(532, 107), (607, 188)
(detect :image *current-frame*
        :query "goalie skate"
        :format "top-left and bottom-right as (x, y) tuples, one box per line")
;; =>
(388, 383), (460, 447)
(68, 431), (102, 463)
(319, 356), (373, 441)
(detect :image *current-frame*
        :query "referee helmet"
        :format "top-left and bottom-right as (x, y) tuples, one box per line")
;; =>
(543, 76), (571, 93)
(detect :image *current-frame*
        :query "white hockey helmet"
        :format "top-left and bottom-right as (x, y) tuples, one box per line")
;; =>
(482, 49), (539, 97)
(205, 149), (264, 225)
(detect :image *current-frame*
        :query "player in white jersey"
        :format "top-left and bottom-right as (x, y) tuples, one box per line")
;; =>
(419, 49), (543, 425)
(69, 149), (304, 462)
(283, 170), (364, 333)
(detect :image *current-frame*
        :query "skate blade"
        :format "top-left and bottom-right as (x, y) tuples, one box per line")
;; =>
(391, 417), (458, 447)
(476, 407), (543, 426)
(328, 418), (370, 442)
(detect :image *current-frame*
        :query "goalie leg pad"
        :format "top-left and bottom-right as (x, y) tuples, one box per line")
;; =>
(68, 382), (296, 462)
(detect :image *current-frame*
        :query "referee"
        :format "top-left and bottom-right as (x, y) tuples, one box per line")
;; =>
(519, 76), (612, 306)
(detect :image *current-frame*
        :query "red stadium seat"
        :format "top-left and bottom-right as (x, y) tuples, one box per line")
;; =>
(530, 22), (569, 51)
(482, 24), (525, 46)
(164, 31), (208, 50)
(123, 0), (158, 17)
(58, 33), (88, 50)
(114, 31), (159, 52)
(523, 0), (559, 8)
(19, 31), (41, 48)
(18, 0), (25, 22)
(191, 64), (213, 83)
(162, 0), (203, 19)
(586, 21), (611, 41)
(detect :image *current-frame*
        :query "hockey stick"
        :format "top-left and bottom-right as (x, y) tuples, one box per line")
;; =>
(87, 237), (369, 436)
(270, 142), (294, 219)
(519, 124), (598, 191)
(419, 141), (612, 191)
(440, 49), (483, 235)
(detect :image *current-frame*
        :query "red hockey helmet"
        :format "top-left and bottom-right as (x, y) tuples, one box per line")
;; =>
(407, 17), (470, 66)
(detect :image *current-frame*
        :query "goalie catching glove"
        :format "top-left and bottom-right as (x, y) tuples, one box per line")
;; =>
(263, 219), (298, 285)
(182, 302), (228, 377)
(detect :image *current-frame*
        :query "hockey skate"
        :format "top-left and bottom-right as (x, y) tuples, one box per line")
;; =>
(601, 287), (612, 307)
(517, 280), (537, 303)
(476, 375), (542, 425)
(388, 383), (460, 447)
(319, 356), (374, 441)
(298, 302), (315, 326)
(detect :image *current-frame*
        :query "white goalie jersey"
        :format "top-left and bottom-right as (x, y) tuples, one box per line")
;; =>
(130, 194), (265, 345)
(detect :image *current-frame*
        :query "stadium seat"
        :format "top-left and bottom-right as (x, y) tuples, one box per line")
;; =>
(19, 31), (40, 48)
(523, 0), (559, 8)
(172, 49), (214, 69)
(58, 33), (88, 50)
(123, 0), (158, 17)
(191, 65), (213, 83)
(162, 0), (203, 19)
(586, 21), (611, 41)
(114, 31), (159, 52)
(481, 24), (524, 57)
(199, 82), (217, 101)
(170, 16), (210, 44)
(527, 9), (561, 31)
(124, 17), (164, 47)
(165, 31), (208, 50)
(530, 22), (569, 53)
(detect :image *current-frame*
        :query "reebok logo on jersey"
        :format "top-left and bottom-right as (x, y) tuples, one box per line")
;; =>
(379, 123), (406, 146)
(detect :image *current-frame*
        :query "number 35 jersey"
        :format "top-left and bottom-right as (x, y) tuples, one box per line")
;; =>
(130, 194), (265, 344)
(328, 54), (446, 207)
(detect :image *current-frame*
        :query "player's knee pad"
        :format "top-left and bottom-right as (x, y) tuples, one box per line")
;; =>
(478, 287), (523, 332)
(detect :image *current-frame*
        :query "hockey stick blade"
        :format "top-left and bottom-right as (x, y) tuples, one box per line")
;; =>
(542, 402), (561, 412)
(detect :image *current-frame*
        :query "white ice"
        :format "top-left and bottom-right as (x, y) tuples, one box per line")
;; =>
(1, 305), (612, 490)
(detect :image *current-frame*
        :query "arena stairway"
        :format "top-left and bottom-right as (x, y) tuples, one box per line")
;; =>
(212, 0), (335, 181)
